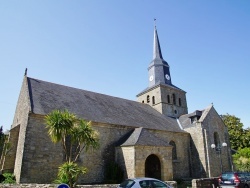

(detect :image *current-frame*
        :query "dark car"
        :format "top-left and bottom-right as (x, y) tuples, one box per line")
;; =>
(219, 172), (250, 188)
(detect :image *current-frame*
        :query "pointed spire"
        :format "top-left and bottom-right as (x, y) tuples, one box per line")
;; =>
(153, 20), (163, 59)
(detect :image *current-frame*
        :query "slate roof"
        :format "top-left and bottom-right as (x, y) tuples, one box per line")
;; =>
(178, 113), (193, 129)
(153, 26), (166, 63)
(179, 105), (213, 129)
(137, 82), (185, 97)
(26, 77), (185, 132)
(121, 127), (170, 147)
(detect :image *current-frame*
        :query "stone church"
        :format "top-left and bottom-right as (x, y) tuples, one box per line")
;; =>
(1, 26), (233, 184)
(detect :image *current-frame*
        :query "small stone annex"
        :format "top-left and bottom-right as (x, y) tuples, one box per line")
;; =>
(0, 25), (233, 184)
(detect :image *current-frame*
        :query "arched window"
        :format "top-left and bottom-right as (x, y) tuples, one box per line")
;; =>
(214, 132), (220, 150)
(142, 100), (144, 103)
(147, 95), (150, 103)
(172, 94), (176, 105)
(167, 95), (170, 103)
(152, 96), (155, 105)
(169, 141), (177, 160)
(179, 98), (182, 106)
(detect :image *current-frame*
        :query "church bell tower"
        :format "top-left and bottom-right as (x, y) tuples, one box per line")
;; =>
(137, 24), (188, 118)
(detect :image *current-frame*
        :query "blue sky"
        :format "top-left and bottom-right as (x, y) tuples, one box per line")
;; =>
(0, 1), (249, 131)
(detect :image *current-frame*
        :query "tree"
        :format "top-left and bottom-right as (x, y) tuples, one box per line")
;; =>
(222, 114), (250, 171)
(0, 126), (7, 159)
(221, 114), (250, 150)
(233, 148), (250, 171)
(0, 126), (5, 157)
(45, 110), (99, 187)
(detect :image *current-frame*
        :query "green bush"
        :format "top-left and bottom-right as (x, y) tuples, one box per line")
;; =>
(54, 162), (87, 188)
(1, 173), (16, 184)
(233, 148), (250, 171)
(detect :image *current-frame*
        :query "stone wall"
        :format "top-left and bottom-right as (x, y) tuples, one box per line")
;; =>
(116, 130), (191, 181)
(117, 146), (135, 178)
(12, 118), (134, 184)
(137, 84), (188, 118)
(153, 131), (191, 179)
(19, 114), (63, 183)
(15, 118), (191, 184)
(192, 178), (219, 188)
(134, 145), (173, 180)
(184, 124), (206, 178)
(9, 77), (31, 183)
(78, 123), (134, 184)
(184, 106), (232, 178)
(200, 107), (232, 177)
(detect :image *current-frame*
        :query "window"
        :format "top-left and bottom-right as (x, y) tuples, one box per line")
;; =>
(179, 98), (182, 106)
(139, 180), (151, 188)
(172, 94), (176, 105)
(119, 180), (135, 188)
(147, 95), (150, 103)
(214, 132), (220, 150)
(152, 96), (155, 104)
(169, 141), (177, 160)
(167, 95), (170, 103)
(142, 100), (144, 103)
(151, 180), (168, 188)
(191, 117), (197, 124)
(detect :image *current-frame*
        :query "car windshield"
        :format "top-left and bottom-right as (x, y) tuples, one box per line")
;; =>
(221, 172), (234, 180)
(119, 179), (135, 188)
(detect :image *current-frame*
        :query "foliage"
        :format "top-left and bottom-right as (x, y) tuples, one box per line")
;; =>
(45, 110), (99, 187)
(221, 114), (250, 150)
(54, 162), (87, 188)
(45, 110), (99, 163)
(0, 126), (11, 166)
(0, 126), (5, 157)
(233, 148), (250, 172)
(1, 173), (16, 184)
(104, 162), (124, 183)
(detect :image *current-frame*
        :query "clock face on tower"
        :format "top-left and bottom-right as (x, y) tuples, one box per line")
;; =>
(165, 74), (170, 80)
(149, 75), (154, 81)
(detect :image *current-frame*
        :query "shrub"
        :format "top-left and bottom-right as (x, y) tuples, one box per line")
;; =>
(54, 162), (87, 188)
(1, 173), (16, 184)
(233, 148), (250, 171)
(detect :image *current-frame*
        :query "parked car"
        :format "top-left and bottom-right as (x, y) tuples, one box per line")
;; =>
(117, 177), (173, 188)
(219, 172), (250, 188)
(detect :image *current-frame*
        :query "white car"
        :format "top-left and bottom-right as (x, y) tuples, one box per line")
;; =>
(117, 177), (174, 188)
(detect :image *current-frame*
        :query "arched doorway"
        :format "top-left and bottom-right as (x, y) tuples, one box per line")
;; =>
(145, 154), (161, 180)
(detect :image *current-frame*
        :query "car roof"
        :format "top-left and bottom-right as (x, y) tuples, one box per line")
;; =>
(129, 177), (164, 181)
(222, 172), (250, 174)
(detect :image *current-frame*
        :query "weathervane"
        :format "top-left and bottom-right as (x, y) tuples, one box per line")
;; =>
(24, 68), (28, 76)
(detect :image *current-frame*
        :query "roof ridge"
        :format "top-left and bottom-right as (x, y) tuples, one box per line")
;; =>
(134, 127), (143, 145)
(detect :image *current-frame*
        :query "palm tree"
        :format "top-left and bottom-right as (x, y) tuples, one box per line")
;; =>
(45, 110), (99, 187)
